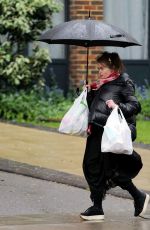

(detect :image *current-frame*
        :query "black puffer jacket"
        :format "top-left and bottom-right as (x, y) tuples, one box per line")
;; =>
(87, 73), (141, 141)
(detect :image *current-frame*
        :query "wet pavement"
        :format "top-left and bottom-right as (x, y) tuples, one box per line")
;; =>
(0, 213), (150, 230)
(0, 171), (150, 229)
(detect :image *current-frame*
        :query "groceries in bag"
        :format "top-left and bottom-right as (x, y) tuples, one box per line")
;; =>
(101, 107), (133, 155)
(59, 88), (89, 135)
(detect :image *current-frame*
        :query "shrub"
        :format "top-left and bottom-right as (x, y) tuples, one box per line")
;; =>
(0, 42), (50, 91)
(136, 83), (150, 119)
(0, 0), (61, 92)
(0, 90), (72, 122)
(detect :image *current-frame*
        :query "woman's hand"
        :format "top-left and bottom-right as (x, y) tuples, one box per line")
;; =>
(82, 84), (91, 91)
(106, 99), (118, 109)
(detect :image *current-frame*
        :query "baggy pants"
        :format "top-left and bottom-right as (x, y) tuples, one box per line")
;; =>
(83, 126), (143, 206)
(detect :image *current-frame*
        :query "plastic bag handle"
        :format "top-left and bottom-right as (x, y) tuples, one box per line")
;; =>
(118, 107), (123, 119)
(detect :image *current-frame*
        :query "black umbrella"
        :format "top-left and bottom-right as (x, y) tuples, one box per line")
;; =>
(39, 16), (141, 83)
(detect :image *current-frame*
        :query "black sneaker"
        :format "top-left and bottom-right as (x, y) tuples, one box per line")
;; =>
(80, 206), (104, 220)
(134, 192), (150, 217)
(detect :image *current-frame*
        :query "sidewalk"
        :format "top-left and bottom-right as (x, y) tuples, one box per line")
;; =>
(0, 122), (150, 194)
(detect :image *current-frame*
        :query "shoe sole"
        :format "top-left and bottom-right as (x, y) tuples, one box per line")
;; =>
(80, 214), (104, 221)
(139, 194), (150, 217)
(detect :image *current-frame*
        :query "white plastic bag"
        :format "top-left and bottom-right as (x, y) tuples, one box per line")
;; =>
(101, 107), (133, 155)
(58, 88), (89, 135)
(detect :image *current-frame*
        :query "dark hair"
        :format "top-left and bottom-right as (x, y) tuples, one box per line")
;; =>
(96, 51), (125, 73)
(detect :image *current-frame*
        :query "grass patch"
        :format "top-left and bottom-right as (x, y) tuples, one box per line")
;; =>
(35, 121), (60, 129)
(21, 120), (60, 129)
(136, 120), (150, 144)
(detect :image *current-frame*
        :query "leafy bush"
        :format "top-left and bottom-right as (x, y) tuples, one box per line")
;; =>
(0, 0), (61, 42)
(0, 0), (61, 92)
(139, 99), (150, 119)
(136, 83), (150, 119)
(0, 42), (50, 91)
(0, 90), (72, 122)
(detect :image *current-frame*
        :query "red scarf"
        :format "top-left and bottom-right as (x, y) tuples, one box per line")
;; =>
(90, 71), (120, 90)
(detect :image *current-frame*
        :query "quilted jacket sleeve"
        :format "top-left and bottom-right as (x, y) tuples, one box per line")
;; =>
(119, 79), (141, 118)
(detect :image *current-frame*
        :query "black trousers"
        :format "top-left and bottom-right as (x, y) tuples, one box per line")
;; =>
(83, 126), (143, 205)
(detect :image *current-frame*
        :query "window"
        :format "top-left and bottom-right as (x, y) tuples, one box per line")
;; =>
(39, 0), (65, 59)
(104, 0), (149, 60)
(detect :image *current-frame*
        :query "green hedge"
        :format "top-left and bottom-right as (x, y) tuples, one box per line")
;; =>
(0, 90), (72, 122)
(136, 85), (150, 120)
(0, 87), (149, 123)
(139, 99), (150, 119)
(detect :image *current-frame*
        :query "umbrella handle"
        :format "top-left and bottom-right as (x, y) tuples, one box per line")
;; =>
(86, 9), (91, 83)
(76, 87), (80, 96)
(86, 47), (89, 84)
(88, 10), (91, 19)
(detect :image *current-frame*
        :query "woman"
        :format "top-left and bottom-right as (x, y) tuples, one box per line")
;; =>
(80, 52), (149, 220)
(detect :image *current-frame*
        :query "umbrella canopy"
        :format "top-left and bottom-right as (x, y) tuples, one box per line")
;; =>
(39, 19), (141, 47)
(39, 19), (141, 82)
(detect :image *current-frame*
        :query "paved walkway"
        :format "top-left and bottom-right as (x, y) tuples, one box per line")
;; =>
(0, 122), (150, 191)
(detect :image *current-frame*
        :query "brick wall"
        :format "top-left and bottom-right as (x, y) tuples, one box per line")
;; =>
(69, 0), (104, 88)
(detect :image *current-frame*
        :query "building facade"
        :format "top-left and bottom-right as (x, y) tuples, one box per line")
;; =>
(46, 0), (150, 93)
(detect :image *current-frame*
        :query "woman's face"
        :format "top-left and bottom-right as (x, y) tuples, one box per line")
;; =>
(98, 63), (113, 79)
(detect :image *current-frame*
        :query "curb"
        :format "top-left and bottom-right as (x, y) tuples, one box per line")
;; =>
(0, 158), (149, 200)
(0, 158), (87, 189)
